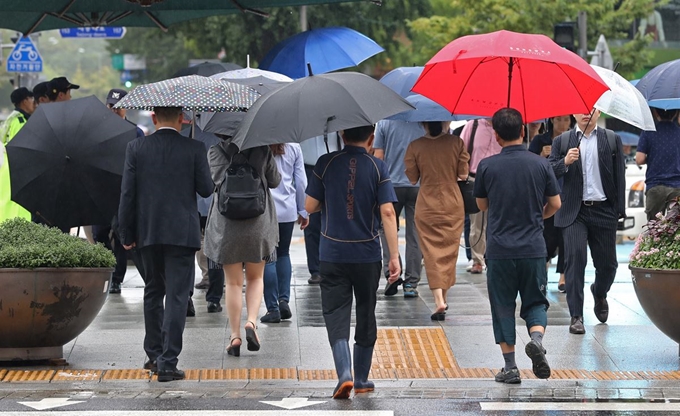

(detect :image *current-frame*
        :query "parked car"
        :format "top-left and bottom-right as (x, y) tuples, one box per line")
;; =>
(619, 160), (646, 238)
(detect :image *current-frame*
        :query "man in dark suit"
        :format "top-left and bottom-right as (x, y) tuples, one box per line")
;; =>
(118, 106), (213, 382)
(548, 109), (625, 335)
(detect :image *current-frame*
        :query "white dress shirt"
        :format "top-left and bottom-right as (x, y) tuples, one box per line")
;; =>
(577, 126), (606, 201)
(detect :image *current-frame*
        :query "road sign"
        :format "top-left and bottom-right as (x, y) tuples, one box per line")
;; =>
(59, 27), (126, 39)
(6, 36), (42, 73)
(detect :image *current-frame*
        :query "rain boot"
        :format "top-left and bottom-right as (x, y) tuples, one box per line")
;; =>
(353, 344), (375, 393)
(331, 339), (353, 399)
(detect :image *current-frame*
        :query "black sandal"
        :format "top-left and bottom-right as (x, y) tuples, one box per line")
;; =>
(227, 337), (241, 357)
(245, 321), (260, 352)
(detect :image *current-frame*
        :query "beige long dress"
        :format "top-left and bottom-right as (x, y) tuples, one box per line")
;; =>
(404, 133), (470, 290)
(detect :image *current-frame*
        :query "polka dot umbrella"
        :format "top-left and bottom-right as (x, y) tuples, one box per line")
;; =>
(113, 75), (260, 112)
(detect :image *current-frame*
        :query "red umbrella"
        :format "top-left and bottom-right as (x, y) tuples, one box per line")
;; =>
(411, 30), (609, 122)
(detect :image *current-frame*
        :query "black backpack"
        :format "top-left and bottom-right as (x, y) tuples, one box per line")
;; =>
(216, 144), (266, 220)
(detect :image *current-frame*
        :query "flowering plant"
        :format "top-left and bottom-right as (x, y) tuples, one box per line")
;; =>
(630, 200), (680, 269)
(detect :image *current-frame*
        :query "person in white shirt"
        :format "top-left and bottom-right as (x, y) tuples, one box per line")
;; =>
(261, 142), (309, 323)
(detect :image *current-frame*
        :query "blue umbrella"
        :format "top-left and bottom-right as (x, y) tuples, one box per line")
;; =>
(259, 26), (384, 79)
(379, 66), (424, 98)
(636, 59), (680, 110)
(388, 94), (478, 122)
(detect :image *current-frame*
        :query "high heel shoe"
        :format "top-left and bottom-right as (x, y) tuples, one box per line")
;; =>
(227, 337), (241, 357)
(245, 321), (260, 352)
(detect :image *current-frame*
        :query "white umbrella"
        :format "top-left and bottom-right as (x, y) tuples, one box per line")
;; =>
(210, 56), (293, 82)
(591, 65), (656, 131)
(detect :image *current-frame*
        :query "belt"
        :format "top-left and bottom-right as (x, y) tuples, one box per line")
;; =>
(468, 173), (476, 178)
(583, 200), (605, 206)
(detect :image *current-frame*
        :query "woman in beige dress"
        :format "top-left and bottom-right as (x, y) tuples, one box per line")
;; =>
(404, 121), (470, 320)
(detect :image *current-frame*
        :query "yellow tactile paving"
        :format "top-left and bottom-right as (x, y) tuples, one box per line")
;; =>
(52, 370), (102, 382)
(2, 328), (679, 382)
(2, 369), (55, 382)
(102, 369), (150, 380)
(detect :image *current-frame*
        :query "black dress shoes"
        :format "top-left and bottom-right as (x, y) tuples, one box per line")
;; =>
(207, 302), (222, 313)
(186, 299), (196, 317)
(569, 316), (585, 334)
(157, 368), (185, 382)
(591, 284), (609, 323)
(143, 359), (157, 372)
(109, 281), (122, 294)
(307, 273), (322, 284)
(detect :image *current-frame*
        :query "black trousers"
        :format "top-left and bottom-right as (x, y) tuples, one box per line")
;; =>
(561, 203), (618, 317)
(320, 261), (381, 347)
(139, 244), (196, 371)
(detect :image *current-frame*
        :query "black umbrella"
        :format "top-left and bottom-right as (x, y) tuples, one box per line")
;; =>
(6, 95), (138, 229)
(172, 61), (242, 78)
(197, 77), (290, 137)
(230, 71), (415, 150)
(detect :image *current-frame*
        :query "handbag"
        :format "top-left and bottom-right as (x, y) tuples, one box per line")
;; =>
(459, 120), (480, 214)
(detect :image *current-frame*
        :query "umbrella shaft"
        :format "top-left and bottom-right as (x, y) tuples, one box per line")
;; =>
(507, 58), (514, 108)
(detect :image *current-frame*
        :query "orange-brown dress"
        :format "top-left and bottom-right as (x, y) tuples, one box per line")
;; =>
(404, 133), (470, 290)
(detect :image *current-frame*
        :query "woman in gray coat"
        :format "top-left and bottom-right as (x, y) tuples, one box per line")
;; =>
(204, 138), (281, 356)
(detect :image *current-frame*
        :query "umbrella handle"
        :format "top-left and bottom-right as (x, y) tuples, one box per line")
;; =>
(323, 116), (336, 153)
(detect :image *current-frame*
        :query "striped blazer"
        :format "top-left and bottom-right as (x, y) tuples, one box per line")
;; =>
(548, 128), (626, 228)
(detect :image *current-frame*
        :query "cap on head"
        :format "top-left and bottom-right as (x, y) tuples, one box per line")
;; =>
(10, 87), (33, 106)
(106, 88), (128, 106)
(32, 82), (49, 99)
(47, 76), (80, 99)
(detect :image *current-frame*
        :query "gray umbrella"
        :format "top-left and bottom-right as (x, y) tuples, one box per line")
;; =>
(196, 77), (290, 136)
(231, 72), (414, 150)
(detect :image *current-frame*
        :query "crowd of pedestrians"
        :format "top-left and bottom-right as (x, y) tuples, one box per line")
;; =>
(5, 73), (680, 397)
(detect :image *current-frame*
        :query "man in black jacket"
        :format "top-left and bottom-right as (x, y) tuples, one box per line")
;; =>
(118, 106), (213, 381)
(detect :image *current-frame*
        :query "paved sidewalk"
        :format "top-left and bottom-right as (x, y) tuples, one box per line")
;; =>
(1, 233), (678, 397)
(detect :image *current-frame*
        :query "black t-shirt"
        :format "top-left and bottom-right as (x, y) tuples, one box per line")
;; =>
(473, 145), (560, 260)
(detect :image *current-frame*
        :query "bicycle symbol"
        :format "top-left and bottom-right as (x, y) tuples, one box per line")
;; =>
(11, 45), (39, 61)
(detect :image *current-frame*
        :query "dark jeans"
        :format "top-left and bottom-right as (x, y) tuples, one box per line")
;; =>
(320, 261), (381, 347)
(92, 225), (128, 284)
(139, 244), (196, 371)
(263, 221), (295, 311)
(206, 267), (224, 304)
(304, 164), (320, 275)
(486, 258), (549, 345)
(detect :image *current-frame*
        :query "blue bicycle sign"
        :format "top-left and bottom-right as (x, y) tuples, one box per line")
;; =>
(7, 36), (43, 73)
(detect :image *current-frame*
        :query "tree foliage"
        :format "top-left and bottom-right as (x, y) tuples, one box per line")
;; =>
(106, 2), (432, 82)
(408, 0), (660, 78)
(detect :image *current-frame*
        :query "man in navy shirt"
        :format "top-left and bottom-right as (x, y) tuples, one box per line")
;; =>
(636, 108), (680, 220)
(306, 125), (401, 399)
(474, 108), (561, 384)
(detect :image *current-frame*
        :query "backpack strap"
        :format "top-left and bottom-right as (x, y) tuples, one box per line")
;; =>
(604, 128), (617, 157)
(467, 119), (479, 156)
(559, 131), (571, 158)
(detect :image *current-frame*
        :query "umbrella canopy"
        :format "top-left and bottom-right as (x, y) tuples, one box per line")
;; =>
(230, 72), (414, 150)
(259, 26), (384, 79)
(379, 66), (424, 98)
(211, 67), (293, 83)
(114, 75), (260, 112)
(388, 94), (478, 123)
(636, 59), (680, 110)
(198, 77), (291, 136)
(590, 65), (655, 131)
(6, 95), (138, 228)
(0, 1), (373, 34)
(172, 61), (242, 78)
(412, 30), (609, 122)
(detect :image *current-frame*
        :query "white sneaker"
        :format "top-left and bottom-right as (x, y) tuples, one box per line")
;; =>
(466, 260), (474, 272)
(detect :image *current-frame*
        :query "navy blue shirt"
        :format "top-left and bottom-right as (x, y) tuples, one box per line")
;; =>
(637, 121), (680, 189)
(473, 145), (560, 260)
(528, 132), (552, 155)
(306, 145), (397, 263)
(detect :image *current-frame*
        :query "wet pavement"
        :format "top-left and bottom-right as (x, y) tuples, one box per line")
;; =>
(1, 230), (679, 415)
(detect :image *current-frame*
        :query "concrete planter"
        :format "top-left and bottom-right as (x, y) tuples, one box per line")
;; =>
(630, 266), (680, 352)
(0, 268), (112, 361)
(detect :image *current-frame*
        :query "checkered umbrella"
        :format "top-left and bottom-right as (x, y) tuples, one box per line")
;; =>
(114, 75), (260, 112)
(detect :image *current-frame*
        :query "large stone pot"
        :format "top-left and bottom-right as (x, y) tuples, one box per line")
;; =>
(630, 266), (680, 349)
(0, 268), (112, 361)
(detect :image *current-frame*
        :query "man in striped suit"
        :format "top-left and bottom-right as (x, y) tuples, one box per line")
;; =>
(548, 109), (626, 335)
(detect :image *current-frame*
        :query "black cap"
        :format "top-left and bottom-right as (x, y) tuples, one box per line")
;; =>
(10, 87), (33, 105)
(48, 76), (80, 95)
(33, 81), (49, 99)
(106, 88), (128, 106)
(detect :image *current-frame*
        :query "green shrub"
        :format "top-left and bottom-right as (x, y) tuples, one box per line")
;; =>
(0, 218), (116, 268)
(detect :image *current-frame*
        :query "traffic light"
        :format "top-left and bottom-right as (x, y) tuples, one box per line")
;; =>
(554, 23), (576, 52)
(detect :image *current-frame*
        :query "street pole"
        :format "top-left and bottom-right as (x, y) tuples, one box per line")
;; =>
(300, 6), (308, 32)
(578, 11), (587, 59)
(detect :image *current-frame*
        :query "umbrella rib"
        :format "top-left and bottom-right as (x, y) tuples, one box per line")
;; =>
(549, 62), (594, 113)
(144, 11), (168, 32)
(514, 59), (528, 120)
